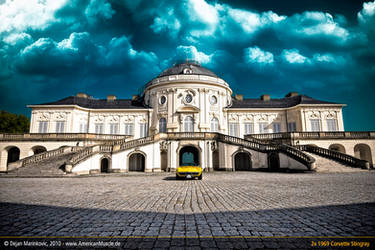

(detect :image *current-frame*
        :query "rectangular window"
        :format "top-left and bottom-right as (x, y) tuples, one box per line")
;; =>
(310, 119), (320, 132)
(38, 121), (48, 133)
(183, 117), (194, 132)
(326, 119), (337, 131)
(273, 123), (281, 133)
(259, 123), (268, 133)
(229, 123), (239, 137)
(109, 123), (119, 134)
(95, 123), (104, 134)
(140, 123), (148, 138)
(244, 123), (253, 135)
(79, 123), (87, 133)
(55, 121), (65, 133)
(287, 122), (297, 132)
(124, 123), (134, 135)
(210, 118), (219, 132)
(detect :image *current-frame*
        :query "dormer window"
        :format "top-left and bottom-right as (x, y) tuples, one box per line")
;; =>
(183, 68), (193, 74)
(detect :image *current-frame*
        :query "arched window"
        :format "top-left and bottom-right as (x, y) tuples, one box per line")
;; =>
(159, 117), (167, 133)
(211, 117), (219, 132)
(183, 116), (194, 132)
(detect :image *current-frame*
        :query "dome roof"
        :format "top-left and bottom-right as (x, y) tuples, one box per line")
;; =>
(158, 62), (218, 78)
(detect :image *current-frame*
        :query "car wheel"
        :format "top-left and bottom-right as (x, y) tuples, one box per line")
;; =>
(176, 175), (182, 180)
(198, 174), (202, 180)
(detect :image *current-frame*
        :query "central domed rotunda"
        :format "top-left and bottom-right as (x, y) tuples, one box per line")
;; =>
(144, 62), (230, 92)
(143, 62), (232, 110)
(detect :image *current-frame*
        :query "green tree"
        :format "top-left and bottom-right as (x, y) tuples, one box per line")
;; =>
(0, 110), (30, 133)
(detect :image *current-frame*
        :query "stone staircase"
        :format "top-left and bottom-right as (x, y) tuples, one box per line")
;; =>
(7, 153), (75, 176)
(3, 132), (318, 176)
(305, 152), (368, 173)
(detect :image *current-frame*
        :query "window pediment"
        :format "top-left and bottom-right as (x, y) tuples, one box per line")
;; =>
(176, 106), (200, 113)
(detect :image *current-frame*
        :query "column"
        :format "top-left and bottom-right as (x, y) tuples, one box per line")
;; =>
(206, 141), (213, 172)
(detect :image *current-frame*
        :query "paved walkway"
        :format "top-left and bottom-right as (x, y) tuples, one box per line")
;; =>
(0, 172), (374, 249)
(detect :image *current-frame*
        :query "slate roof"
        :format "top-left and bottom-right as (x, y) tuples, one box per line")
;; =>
(32, 96), (148, 109)
(229, 95), (342, 109)
(158, 62), (218, 78)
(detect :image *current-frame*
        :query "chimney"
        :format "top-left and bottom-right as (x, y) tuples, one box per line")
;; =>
(132, 95), (139, 101)
(285, 92), (299, 97)
(107, 95), (116, 102)
(234, 94), (243, 101)
(76, 93), (88, 98)
(261, 94), (270, 101)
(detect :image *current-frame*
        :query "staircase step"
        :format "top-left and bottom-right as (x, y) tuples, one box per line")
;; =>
(10, 153), (75, 176)
(305, 152), (367, 173)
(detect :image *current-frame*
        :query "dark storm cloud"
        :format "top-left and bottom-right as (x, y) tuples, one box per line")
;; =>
(0, 0), (374, 130)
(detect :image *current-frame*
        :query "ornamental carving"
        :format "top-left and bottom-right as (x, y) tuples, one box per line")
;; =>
(309, 111), (321, 119)
(167, 88), (176, 93)
(157, 112), (167, 119)
(159, 141), (169, 152)
(38, 112), (50, 121)
(229, 114), (238, 121)
(108, 115), (120, 122)
(209, 112), (219, 119)
(123, 115), (134, 122)
(258, 114), (268, 122)
(243, 114), (254, 121)
(79, 116), (88, 122)
(139, 116), (147, 123)
(325, 111), (337, 119)
(55, 112), (67, 120)
(210, 141), (217, 151)
(94, 115), (105, 122)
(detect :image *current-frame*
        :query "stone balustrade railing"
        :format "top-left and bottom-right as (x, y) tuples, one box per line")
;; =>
(99, 145), (113, 152)
(217, 134), (314, 169)
(248, 131), (375, 141)
(298, 144), (369, 169)
(0, 133), (129, 141)
(7, 146), (83, 172)
(217, 134), (270, 152)
(69, 146), (95, 165)
(145, 74), (229, 89)
(278, 144), (316, 170)
(119, 136), (155, 151)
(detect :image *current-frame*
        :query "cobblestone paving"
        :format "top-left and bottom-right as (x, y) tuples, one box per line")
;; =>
(0, 172), (375, 249)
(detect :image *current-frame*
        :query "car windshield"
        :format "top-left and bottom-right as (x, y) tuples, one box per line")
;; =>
(180, 162), (197, 166)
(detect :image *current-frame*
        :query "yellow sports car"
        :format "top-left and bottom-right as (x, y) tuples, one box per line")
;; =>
(176, 165), (202, 180)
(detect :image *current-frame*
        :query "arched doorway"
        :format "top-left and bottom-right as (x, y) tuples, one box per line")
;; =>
(100, 158), (110, 173)
(268, 151), (280, 171)
(32, 146), (47, 155)
(354, 144), (373, 166)
(160, 151), (167, 171)
(7, 147), (20, 164)
(212, 150), (219, 170)
(234, 152), (251, 171)
(179, 146), (200, 166)
(329, 144), (346, 153)
(129, 153), (145, 171)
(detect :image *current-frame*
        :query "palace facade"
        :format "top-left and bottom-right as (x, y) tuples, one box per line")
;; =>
(0, 62), (374, 175)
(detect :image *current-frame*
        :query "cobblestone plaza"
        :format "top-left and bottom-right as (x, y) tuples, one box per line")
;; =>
(0, 172), (375, 249)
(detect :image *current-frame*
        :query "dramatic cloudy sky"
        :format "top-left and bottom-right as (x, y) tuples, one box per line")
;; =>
(0, 0), (374, 130)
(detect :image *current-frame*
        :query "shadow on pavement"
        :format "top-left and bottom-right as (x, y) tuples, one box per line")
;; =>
(0, 202), (374, 249)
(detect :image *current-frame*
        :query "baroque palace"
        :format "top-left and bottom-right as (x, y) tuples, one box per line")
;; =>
(0, 62), (374, 175)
